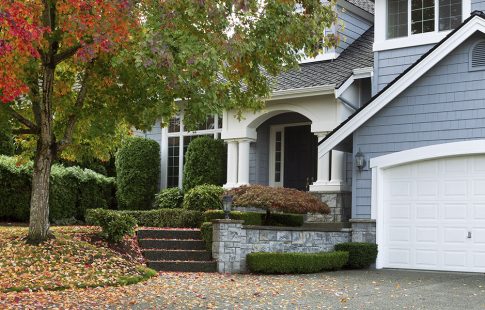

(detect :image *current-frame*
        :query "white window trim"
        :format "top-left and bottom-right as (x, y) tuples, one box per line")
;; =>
(269, 122), (311, 187)
(162, 112), (222, 189)
(369, 140), (485, 269)
(374, 0), (471, 51)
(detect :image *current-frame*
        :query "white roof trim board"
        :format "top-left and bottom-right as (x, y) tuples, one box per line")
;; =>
(319, 13), (485, 158)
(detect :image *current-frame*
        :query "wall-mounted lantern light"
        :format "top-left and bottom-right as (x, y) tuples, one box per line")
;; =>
(222, 195), (233, 219)
(355, 150), (366, 171)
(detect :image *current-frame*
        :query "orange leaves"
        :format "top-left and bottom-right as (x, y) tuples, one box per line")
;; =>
(0, 0), (139, 103)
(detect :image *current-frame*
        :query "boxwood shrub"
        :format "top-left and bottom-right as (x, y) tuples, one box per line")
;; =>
(116, 137), (160, 210)
(200, 222), (213, 252)
(247, 251), (349, 274)
(120, 209), (204, 228)
(334, 242), (378, 269)
(183, 136), (226, 191)
(183, 184), (223, 212)
(155, 187), (184, 209)
(203, 210), (263, 225)
(85, 209), (137, 243)
(203, 210), (304, 227)
(0, 156), (115, 223)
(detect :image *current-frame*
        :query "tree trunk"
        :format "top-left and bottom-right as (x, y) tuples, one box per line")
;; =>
(27, 64), (56, 245)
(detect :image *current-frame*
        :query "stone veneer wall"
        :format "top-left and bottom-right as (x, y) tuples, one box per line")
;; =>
(306, 192), (352, 223)
(212, 220), (352, 273)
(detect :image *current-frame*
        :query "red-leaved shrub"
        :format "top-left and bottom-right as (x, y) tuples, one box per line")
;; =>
(227, 185), (330, 214)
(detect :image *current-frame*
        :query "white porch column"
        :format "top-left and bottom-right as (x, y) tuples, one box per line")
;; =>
(224, 140), (238, 189)
(237, 139), (251, 186)
(329, 150), (345, 184)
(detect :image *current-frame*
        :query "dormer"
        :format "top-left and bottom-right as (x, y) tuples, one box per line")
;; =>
(374, 0), (471, 51)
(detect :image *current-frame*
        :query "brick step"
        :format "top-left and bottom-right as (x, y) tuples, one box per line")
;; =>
(139, 239), (206, 250)
(137, 229), (201, 240)
(143, 249), (212, 261)
(147, 260), (217, 272)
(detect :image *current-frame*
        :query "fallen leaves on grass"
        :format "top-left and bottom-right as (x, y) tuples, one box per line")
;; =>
(0, 226), (154, 293)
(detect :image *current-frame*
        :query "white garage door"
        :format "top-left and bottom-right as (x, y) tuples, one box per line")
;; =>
(383, 155), (485, 272)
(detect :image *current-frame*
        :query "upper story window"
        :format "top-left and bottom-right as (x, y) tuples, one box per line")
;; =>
(387, 0), (462, 39)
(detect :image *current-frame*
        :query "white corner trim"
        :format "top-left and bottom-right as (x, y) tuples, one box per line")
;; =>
(319, 16), (485, 158)
(335, 67), (374, 98)
(269, 84), (336, 101)
(370, 139), (485, 269)
(370, 139), (485, 169)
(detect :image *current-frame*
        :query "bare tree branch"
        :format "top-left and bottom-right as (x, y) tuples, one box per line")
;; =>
(54, 45), (81, 65)
(6, 106), (39, 131)
(58, 61), (95, 152)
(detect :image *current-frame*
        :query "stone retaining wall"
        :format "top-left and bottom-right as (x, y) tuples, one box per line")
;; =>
(212, 220), (352, 273)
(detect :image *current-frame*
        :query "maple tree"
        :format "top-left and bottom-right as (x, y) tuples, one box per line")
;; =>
(1, 0), (338, 244)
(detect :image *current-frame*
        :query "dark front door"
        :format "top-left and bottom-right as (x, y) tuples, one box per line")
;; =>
(283, 125), (317, 191)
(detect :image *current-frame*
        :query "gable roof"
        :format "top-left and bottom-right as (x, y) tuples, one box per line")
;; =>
(318, 11), (485, 157)
(274, 27), (374, 92)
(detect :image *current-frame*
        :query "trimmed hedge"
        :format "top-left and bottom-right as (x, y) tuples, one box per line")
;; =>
(247, 251), (349, 274)
(120, 209), (204, 228)
(334, 242), (378, 269)
(116, 137), (160, 210)
(203, 210), (263, 225)
(85, 209), (137, 243)
(183, 136), (226, 191)
(203, 210), (304, 227)
(0, 156), (115, 223)
(200, 222), (213, 252)
(183, 184), (223, 212)
(155, 187), (184, 209)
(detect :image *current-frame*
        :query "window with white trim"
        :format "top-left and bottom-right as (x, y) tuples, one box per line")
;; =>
(387, 0), (462, 39)
(165, 113), (222, 188)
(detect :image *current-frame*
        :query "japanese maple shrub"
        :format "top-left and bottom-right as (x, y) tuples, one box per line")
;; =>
(227, 185), (329, 224)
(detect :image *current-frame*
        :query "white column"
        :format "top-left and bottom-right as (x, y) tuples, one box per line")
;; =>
(237, 139), (251, 186)
(223, 140), (238, 189)
(317, 152), (331, 183)
(329, 150), (345, 184)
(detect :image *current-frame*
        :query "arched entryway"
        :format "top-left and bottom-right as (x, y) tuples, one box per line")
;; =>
(251, 112), (317, 191)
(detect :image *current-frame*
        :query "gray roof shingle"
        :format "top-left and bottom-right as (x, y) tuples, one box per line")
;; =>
(274, 26), (374, 92)
(344, 0), (375, 14)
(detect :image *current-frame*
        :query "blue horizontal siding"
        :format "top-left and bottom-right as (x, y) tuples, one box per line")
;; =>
(472, 0), (485, 11)
(353, 33), (485, 218)
(336, 7), (372, 54)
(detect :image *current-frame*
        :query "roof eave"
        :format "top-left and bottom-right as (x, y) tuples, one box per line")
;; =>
(269, 84), (336, 101)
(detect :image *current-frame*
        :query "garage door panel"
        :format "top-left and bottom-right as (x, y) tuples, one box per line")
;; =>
(415, 203), (439, 220)
(415, 249), (439, 267)
(383, 154), (485, 273)
(443, 203), (467, 220)
(443, 180), (468, 199)
(415, 227), (438, 243)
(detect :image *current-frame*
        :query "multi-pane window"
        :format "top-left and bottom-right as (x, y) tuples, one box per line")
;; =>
(439, 0), (462, 30)
(388, 0), (408, 38)
(274, 131), (282, 183)
(165, 113), (222, 188)
(167, 137), (180, 188)
(386, 0), (462, 39)
(411, 0), (435, 34)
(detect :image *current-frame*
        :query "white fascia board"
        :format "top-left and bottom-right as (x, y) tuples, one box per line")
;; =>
(335, 67), (373, 98)
(337, 0), (374, 22)
(300, 51), (340, 64)
(319, 16), (485, 158)
(269, 84), (336, 101)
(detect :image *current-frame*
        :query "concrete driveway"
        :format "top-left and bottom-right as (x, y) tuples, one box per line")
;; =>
(3, 269), (485, 309)
(304, 269), (485, 309)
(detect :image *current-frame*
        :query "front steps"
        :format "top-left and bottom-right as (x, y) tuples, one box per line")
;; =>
(137, 228), (216, 272)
